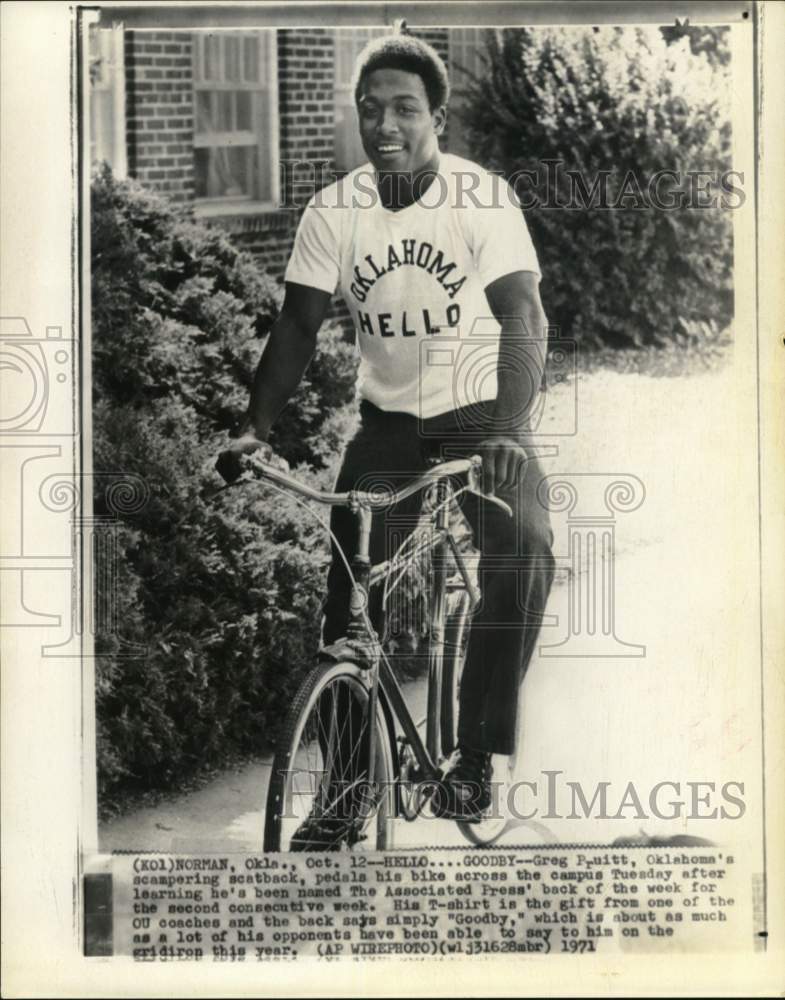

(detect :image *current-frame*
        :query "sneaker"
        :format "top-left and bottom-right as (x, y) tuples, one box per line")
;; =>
(431, 745), (493, 821)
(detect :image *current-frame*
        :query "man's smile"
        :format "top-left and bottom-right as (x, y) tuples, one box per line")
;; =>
(376, 142), (406, 157)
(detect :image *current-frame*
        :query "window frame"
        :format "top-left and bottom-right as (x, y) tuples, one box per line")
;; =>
(192, 30), (280, 217)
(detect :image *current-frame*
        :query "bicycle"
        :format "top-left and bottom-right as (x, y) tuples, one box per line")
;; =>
(228, 451), (517, 852)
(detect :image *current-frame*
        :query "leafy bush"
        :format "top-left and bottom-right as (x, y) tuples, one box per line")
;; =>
(91, 168), (359, 812)
(91, 166), (358, 467)
(456, 27), (733, 349)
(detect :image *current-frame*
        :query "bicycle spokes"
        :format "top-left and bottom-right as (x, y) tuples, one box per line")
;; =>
(279, 677), (388, 849)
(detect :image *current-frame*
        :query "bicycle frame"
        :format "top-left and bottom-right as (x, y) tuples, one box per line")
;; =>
(237, 453), (512, 828)
(340, 474), (481, 790)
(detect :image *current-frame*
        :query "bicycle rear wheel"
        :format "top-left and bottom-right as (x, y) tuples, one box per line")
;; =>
(263, 661), (396, 852)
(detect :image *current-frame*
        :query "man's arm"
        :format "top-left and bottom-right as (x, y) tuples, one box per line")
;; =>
(216, 281), (331, 481)
(481, 270), (548, 494)
(240, 281), (332, 440)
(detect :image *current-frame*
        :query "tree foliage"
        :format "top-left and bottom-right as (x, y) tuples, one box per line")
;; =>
(455, 27), (734, 348)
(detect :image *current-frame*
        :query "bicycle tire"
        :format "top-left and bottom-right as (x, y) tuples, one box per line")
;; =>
(440, 592), (511, 848)
(263, 661), (396, 852)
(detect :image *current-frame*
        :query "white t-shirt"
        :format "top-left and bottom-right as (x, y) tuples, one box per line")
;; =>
(285, 153), (541, 419)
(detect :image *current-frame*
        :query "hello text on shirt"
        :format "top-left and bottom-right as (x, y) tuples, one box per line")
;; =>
(350, 238), (467, 338)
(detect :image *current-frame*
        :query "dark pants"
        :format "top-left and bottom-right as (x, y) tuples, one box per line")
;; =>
(322, 400), (555, 756)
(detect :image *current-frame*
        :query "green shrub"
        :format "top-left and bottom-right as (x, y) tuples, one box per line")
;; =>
(456, 27), (733, 349)
(91, 168), (359, 813)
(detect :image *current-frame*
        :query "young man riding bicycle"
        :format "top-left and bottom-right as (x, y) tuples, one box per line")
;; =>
(218, 32), (555, 835)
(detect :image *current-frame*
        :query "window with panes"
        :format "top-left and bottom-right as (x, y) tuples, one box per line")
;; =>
(193, 31), (278, 208)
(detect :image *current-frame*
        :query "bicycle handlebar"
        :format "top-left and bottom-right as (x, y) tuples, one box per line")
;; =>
(239, 453), (513, 517)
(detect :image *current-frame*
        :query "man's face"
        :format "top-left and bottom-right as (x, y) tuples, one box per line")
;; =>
(356, 67), (446, 174)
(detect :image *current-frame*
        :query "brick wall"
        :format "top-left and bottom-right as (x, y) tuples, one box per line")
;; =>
(125, 31), (195, 202)
(276, 29), (336, 209)
(227, 214), (298, 279)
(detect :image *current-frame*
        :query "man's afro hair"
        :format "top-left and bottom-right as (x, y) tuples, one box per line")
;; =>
(352, 34), (450, 111)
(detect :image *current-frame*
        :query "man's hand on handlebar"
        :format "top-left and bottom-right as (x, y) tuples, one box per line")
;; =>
(215, 434), (288, 484)
(479, 436), (527, 495)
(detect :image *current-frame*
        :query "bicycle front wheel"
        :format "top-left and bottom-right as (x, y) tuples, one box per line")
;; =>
(263, 661), (396, 852)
